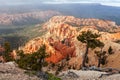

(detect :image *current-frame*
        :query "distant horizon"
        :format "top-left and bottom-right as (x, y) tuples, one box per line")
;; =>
(0, 0), (120, 7)
(0, 3), (120, 8)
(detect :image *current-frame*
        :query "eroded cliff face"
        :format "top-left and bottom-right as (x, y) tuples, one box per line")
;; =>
(20, 16), (120, 68)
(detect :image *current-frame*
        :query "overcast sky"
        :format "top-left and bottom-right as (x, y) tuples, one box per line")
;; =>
(0, 0), (120, 7)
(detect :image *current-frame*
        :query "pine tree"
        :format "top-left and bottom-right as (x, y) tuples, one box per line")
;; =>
(16, 45), (49, 71)
(77, 31), (104, 67)
(95, 47), (107, 67)
(108, 46), (113, 54)
(3, 42), (13, 62)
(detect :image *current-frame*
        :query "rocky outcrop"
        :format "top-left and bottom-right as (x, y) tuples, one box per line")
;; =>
(1, 62), (120, 80)
(59, 70), (120, 80)
(0, 62), (40, 80)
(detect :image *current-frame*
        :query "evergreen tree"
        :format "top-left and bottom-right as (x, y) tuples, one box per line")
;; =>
(16, 45), (49, 71)
(95, 48), (107, 67)
(108, 46), (113, 54)
(77, 31), (104, 67)
(3, 42), (13, 62)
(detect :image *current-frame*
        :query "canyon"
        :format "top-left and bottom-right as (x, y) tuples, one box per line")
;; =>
(0, 3), (120, 80)
(17, 16), (120, 69)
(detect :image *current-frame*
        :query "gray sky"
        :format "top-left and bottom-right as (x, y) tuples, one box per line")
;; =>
(0, 0), (120, 7)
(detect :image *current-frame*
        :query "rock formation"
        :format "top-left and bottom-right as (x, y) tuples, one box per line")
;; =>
(43, 16), (118, 31)
(19, 16), (120, 68)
